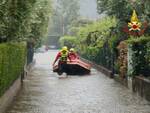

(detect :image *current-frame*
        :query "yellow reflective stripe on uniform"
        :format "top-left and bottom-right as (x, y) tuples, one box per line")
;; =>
(60, 51), (68, 61)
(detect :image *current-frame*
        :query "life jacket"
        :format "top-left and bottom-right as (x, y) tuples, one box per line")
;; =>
(60, 50), (68, 62)
(69, 53), (77, 60)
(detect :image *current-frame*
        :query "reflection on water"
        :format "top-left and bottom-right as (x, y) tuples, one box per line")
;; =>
(6, 50), (150, 113)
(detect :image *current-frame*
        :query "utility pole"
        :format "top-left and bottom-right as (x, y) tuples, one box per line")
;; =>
(62, 14), (65, 35)
(61, 13), (66, 36)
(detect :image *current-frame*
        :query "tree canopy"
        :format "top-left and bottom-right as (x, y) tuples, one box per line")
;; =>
(49, 0), (80, 36)
(0, 0), (52, 43)
(97, 0), (150, 35)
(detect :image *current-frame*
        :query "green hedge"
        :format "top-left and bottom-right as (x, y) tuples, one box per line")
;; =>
(0, 43), (26, 96)
(127, 37), (150, 77)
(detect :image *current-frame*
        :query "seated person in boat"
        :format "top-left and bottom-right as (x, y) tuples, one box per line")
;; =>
(69, 48), (79, 60)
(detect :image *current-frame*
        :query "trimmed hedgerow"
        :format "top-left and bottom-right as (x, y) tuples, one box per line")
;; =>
(0, 42), (26, 96)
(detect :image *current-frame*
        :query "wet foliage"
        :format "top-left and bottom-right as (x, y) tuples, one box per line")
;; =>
(59, 35), (78, 49)
(0, 0), (52, 43)
(128, 37), (150, 77)
(0, 42), (26, 96)
(76, 17), (117, 71)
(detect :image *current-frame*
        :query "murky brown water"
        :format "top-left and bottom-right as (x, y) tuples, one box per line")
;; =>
(6, 50), (150, 113)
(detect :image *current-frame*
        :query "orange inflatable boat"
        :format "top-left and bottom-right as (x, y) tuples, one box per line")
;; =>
(53, 59), (91, 75)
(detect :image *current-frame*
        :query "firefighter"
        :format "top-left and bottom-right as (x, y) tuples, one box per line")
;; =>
(69, 48), (79, 60)
(52, 46), (69, 75)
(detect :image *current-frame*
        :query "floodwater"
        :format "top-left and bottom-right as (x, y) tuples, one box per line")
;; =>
(6, 50), (150, 113)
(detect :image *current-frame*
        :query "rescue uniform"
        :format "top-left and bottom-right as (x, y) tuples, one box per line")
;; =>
(69, 52), (79, 60)
(53, 50), (69, 75)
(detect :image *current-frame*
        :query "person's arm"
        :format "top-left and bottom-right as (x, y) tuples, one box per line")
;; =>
(75, 53), (79, 59)
(68, 53), (72, 62)
(53, 52), (61, 66)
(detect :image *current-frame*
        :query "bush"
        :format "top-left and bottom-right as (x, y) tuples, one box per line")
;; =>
(59, 36), (79, 49)
(76, 17), (117, 70)
(127, 36), (150, 77)
(0, 42), (26, 96)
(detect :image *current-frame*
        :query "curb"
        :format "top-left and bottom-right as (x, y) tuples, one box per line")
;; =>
(0, 77), (21, 113)
(0, 60), (35, 113)
(81, 58), (113, 78)
(113, 74), (128, 87)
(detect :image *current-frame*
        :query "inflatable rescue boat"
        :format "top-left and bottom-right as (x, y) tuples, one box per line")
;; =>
(53, 59), (91, 75)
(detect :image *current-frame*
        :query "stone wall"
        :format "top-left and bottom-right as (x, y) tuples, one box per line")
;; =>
(132, 76), (150, 101)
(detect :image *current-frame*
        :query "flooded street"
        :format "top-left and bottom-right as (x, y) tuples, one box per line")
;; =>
(7, 50), (150, 113)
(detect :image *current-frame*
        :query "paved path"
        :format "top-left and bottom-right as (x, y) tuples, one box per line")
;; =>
(6, 50), (150, 113)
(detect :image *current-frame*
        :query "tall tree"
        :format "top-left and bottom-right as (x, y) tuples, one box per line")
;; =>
(30, 0), (52, 43)
(97, 0), (132, 31)
(49, 0), (80, 36)
(97, 0), (150, 35)
(0, 0), (52, 43)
